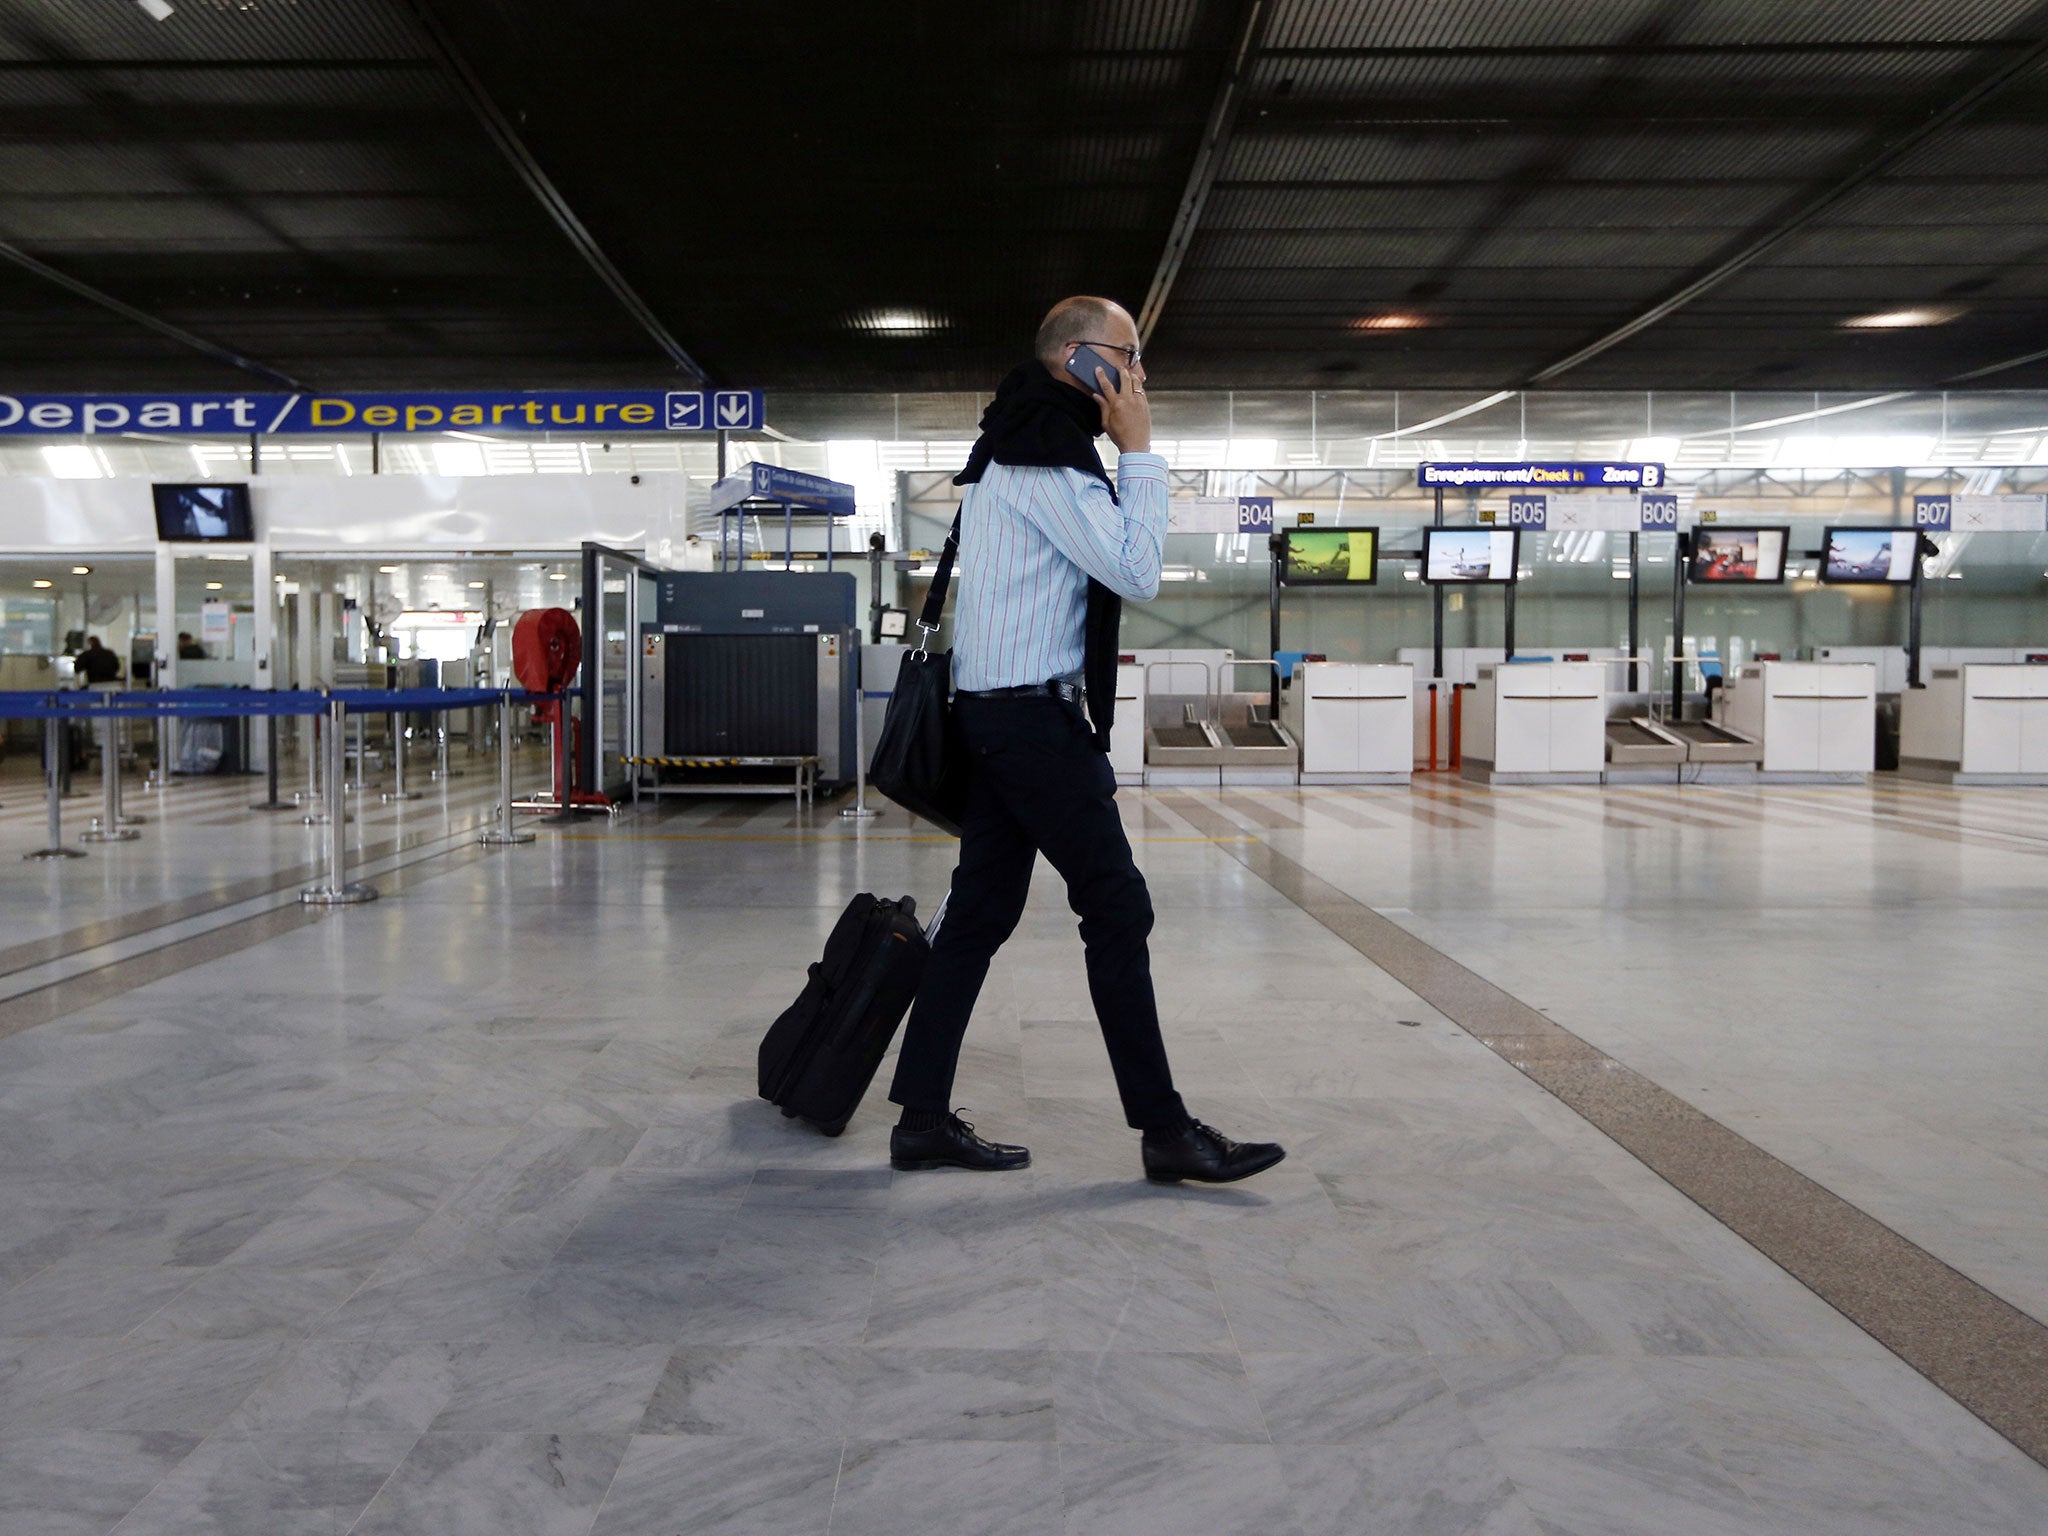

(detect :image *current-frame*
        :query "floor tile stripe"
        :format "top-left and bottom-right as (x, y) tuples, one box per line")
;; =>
(1163, 790), (2048, 1470)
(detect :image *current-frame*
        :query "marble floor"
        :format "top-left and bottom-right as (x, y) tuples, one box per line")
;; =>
(0, 780), (2045, 1534)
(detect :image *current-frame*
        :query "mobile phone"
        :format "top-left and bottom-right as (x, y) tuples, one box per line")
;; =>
(1065, 343), (1122, 395)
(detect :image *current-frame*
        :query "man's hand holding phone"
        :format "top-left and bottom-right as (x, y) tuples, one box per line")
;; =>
(1089, 360), (1150, 456)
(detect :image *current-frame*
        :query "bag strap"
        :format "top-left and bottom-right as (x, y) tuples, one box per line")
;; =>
(913, 510), (962, 659)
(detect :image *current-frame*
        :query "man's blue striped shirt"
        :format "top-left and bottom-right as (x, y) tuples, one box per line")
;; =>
(950, 452), (1168, 691)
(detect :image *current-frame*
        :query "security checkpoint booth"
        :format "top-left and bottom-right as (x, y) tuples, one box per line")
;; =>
(631, 468), (864, 802)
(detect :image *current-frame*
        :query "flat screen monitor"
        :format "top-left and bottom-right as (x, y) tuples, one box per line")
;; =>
(1422, 527), (1519, 584)
(153, 483), (254, 542)
(1280, 527), (1379, 586)
(1821, 527), (1918, 585)
(1687, 526), (1787, 584)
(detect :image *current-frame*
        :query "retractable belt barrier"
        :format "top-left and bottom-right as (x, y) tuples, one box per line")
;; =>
(2, 688), (560, 899)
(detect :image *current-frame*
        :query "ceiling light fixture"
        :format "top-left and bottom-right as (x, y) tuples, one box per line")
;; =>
(849, 308), (948, 335)
(1349, 313), (1428, 331)
(205, 581), (223, 591)
(468, 581), (486, 589)
(32, 579), (53, 589)
(1841, 305), (1965, 330)
(72, 565), (91, 576)
(547, 572), (568, 581)
(135, 0), (174, 20)
(378, 565), (400, 573)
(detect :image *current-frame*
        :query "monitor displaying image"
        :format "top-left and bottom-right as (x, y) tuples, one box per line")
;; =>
(1422, 528), (1519, 584)
(1280, 528), (1379, 586)
(1686, 526), (1787, 584)
(1821, 527), (1918, 585)
(152, 483), (254, 542)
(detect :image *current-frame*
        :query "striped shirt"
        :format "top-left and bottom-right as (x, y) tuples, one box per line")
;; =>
(951, 452), (1168, 691)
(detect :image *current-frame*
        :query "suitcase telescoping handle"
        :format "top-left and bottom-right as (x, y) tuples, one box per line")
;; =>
(923, 893), (949, 946)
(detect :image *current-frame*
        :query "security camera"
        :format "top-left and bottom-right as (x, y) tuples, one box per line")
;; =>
(630, 474), (641, 485)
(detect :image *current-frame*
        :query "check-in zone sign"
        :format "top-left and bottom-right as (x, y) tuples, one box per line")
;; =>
(1508, 493), (1677, 532)
(1914, 493), (2047, 532)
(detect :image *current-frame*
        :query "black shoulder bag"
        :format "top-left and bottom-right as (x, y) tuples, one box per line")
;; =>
(867, 511), (970, 835)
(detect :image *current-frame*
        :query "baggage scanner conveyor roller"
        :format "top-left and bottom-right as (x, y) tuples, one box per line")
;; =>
(1606, 719), (1687, 767)
(1664, 719), (1764, 764)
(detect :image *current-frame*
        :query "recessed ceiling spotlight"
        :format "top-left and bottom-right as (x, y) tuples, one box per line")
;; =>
(849, 308), (948, 335)
(1841, 305), (1965, 329)
(135, 0), (174, 19)
(1349, 313), (1428, 331)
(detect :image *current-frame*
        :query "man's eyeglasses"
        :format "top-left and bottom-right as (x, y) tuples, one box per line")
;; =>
(1073, 341), (1141, 368)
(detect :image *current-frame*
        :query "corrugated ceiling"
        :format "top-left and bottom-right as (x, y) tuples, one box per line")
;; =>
(1, 0), (2046, 395)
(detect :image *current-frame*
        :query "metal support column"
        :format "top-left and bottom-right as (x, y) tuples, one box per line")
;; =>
(1627, 531), (1641, 693)
(480, 694), (536, 846)
(82, 716), (139, 842)
(1670, 533), (1689, 717)
(301, 698), (376, 904)
(24, 715), (85, 860)
(1430, 487), (1445, 681)
(1503, 581), (1517, 662)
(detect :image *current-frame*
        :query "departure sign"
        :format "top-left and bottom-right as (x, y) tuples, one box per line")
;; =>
(0, 390), (766, 435)
(1420, 461), (1666, 489)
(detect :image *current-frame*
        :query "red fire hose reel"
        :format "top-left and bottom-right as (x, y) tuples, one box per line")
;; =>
(510, 608), (612, 812)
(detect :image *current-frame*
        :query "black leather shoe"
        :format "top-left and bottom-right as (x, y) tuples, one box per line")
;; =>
(891, 1112), (1030, 1172)
(1141, 1120), (1286, 1184)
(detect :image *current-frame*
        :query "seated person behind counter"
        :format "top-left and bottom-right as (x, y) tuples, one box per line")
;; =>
(176, 632), (208, 660)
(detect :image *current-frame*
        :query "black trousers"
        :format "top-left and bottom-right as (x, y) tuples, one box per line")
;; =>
(888, 693), (1187, 1129)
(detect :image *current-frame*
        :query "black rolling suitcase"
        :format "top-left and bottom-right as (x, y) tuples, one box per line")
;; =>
(758, 893), (946, 1135)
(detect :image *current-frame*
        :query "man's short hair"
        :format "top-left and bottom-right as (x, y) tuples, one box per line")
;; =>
(1035, 296), (1118, 368)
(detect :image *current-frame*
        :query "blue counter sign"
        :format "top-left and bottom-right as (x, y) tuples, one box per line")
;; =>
(1912, 495), (1951, 530)
(1420, 462), (1665, 489)
(1506, 494), (1547, 529)
(1641, 492), (1680, 529)
(1237, 497), (1274, 534)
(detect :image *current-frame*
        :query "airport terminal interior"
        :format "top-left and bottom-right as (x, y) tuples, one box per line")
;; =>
(6, 1), (2048, 1532)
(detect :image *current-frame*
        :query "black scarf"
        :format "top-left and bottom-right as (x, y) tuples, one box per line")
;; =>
(955, 360), (1124, 750)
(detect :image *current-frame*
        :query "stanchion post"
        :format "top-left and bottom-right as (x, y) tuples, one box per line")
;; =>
(302, 697), (376, 904)
(300, 707), (333, 825)
(83, 714), (139, 842)
(252, 710), (289, 811)
(480, 693), (535, 846)
(350, 713), (366, 795)
(382, 707), (420, 802)
(840, 666), (877, 820)
(25, 713), (85, 860)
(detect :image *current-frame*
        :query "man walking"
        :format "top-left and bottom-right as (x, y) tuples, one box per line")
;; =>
(886, 295), (1285, 1185)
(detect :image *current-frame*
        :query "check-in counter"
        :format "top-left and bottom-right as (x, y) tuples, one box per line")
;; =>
(1723, 661), (1875, 778)
(1109, 663), (1145, 785)
(1462, 661), (1606, 783)
(1296, 662), (1412, 784)
(1901, 664), (2048, 783)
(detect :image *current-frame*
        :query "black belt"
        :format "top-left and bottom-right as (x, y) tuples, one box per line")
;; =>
(957, 680), (1085, 705)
